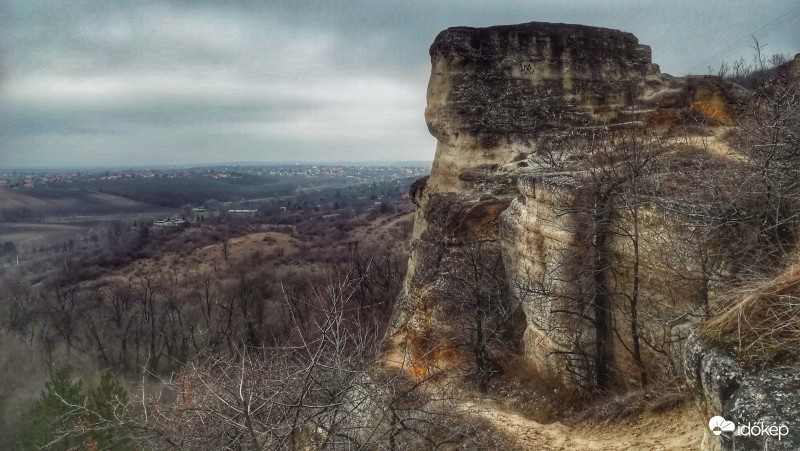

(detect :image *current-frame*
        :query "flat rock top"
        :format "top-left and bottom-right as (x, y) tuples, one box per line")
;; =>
(425, 21), (656, 147)
(430, 21), (642, 60)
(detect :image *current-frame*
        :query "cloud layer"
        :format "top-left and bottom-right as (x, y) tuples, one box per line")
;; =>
(1, 0), (798, 167)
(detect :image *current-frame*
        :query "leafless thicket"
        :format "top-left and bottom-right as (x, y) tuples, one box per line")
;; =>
(515, 65), (800, 394)
(518, 126), (683, 394)
(439, 240), (521, 394)
(26, 272), (489, 450)
(709, 37), (790, 89)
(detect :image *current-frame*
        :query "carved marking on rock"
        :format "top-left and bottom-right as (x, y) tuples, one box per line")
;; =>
(521, 63), (534, 75)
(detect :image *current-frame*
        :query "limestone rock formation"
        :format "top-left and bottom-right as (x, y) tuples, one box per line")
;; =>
(685, 334), (800, 451)
(388, 22), (800, 451)
(389, 21), (748, 389)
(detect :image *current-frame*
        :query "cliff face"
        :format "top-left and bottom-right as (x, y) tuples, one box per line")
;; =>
(389, 22), (750, 388)
(425, 22), (653, 191)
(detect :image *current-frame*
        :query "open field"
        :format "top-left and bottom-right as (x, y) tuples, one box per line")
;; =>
(0, 222), (98, 244)
(0, 187), (170, 221)
(0, 188), (164, 213)
(0, 188), (173, 264)
(73, 174), (350, 208)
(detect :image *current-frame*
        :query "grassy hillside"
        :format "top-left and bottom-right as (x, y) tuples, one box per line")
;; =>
(0, 187), (169, 221)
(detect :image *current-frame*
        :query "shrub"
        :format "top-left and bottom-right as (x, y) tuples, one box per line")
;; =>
(702, 263), (800, 368)
(18, 367), (133, 450)
(21, 366), (86, 449)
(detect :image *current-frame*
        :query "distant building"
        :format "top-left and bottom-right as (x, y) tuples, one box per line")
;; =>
(153, 217), (186, 227)
(229, 209), (258, 216)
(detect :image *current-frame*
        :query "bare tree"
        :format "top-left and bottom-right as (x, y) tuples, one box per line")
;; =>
(730, 57), (800, 262)
(41, 271), (484, 450)
(440, 239), (517, 393)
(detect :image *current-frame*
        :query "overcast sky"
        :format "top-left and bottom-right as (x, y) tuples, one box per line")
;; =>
(1, 0), (797, 169)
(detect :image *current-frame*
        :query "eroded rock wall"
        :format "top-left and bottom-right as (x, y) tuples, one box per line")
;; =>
(425, 22), (654, 191)
(389, 21), (747, 387)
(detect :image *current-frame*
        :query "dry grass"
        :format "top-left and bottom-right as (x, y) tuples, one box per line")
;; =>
(702, 263), (800, 368)
(570, 386), (689, 427)
(348, 211), (414, 254)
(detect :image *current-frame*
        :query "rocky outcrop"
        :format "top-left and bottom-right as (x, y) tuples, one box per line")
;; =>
(389, 21), (749, 388)
(685, 334), (800, 450)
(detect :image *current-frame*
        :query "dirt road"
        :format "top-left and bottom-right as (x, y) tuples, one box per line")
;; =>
(464, 398), (702, 450)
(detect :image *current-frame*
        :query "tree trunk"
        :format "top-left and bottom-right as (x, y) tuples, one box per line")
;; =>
(593, 190), (615, 392)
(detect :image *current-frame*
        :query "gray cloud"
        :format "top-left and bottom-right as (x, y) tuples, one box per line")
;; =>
(1, 0), (798, 168)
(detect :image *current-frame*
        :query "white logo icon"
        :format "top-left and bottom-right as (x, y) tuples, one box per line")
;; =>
(709, 416), (736, 436)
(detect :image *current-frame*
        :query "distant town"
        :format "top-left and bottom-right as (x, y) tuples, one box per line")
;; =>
(0, 164), (430, 189)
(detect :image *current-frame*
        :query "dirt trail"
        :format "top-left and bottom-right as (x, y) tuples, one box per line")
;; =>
(463, 398), (702, 450)
(667, 133), (744, 162)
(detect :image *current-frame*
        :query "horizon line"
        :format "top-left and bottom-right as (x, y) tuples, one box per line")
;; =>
(0, 160), (435, 172)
